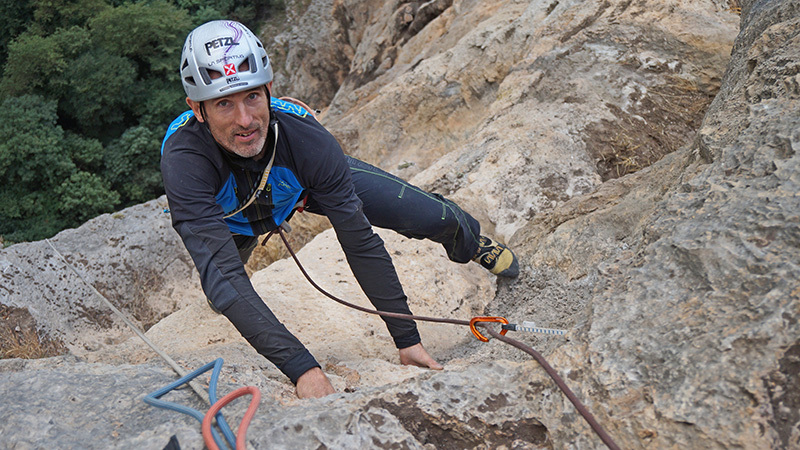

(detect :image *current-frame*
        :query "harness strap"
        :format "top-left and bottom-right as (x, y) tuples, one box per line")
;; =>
(223, 122), (278, 219)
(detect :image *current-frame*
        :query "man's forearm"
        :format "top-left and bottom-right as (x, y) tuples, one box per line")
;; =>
(330, 209), (421, 348)
(220, 294), (320, 384)
(175, 220), (320, 383)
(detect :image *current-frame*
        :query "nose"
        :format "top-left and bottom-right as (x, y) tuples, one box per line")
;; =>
(233, 102), (254, 128)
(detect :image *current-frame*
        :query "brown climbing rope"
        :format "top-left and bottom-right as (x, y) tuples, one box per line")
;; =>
(264, 227), (621, 450)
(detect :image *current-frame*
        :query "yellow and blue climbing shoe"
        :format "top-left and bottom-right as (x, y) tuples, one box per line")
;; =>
(472, 236), (519, 278)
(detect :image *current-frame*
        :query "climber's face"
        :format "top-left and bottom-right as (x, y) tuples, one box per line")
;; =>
(186, 85), (271, 159)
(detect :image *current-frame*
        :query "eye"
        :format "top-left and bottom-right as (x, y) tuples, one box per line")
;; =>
(247, 91), (260, 100)
(216, 99), (230, 108)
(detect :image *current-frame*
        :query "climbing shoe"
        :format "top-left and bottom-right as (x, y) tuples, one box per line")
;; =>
(472, 236), (520, 278)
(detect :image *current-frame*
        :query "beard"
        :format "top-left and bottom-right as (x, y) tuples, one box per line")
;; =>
(214, 123), (268, 159)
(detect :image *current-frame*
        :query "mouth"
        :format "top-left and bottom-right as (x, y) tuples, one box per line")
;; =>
(235, 129), (258, 142)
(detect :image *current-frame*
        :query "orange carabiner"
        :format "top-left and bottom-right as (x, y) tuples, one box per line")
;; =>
(469, 316), (509, 342)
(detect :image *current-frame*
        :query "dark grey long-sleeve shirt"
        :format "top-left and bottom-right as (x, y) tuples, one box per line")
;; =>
(160, 99), (419, 383)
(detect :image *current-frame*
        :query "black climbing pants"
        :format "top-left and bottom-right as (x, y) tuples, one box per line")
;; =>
(235, 156), (483, 265)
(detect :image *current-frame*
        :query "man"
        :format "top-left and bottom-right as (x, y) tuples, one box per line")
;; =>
(161, 20), (519, 398)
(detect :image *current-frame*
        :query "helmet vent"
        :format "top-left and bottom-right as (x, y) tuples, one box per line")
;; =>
(184, 76), (196, 86)
(246, 55), (257, 73)
(181, 59), (189, 70)
(198, 67), (213, 85)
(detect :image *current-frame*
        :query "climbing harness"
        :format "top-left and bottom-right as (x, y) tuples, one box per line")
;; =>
(263, 227), (621, 450)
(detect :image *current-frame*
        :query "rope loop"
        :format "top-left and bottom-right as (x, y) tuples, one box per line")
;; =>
(202, 386), (261, 450)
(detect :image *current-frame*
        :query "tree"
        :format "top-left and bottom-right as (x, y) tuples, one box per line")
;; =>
(58, 48), (138, 135)
(0, 94), (115, 242)
(0, 32), (66, 98)
(89, 1), (191, 79)
(176, 0), (277, 30)
(55, 171), (120, 223)
(104, 125), (163, 204)
(0, 0), (283, 242)
(0, 0), (34, 66)
(27, 0), (110, 34)
(0, 95), (74, 184)
(0, 26), (91, 99)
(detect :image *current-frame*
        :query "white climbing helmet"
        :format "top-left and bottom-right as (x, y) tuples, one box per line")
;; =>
(180, 20), (273, 102)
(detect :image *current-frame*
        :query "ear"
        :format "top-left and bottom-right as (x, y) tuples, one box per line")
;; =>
(186, 97), (204, 123)
(266, 81), (273, 96)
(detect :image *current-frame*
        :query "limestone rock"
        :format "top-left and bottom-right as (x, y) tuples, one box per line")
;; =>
(317, 0), (736, 242)
(503, 0), (800, 447)
(0, 197), (199, 357)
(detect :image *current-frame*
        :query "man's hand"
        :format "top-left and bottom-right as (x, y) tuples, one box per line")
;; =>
(295, 367), (335, 399)
(399, 343), (443, 370)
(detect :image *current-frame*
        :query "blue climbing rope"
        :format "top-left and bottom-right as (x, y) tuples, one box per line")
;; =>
(144, 358), (237, 449)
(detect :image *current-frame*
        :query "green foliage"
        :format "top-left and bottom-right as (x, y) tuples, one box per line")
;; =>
(1, 32), (64, 97)
(0, 0), (34, 66)
(134, 77), (188, 129)
(64, 131), (104, 170)
(59, 49), (138, 134)
(28, 0), (110, 33)
(0, 0), (283, 242)
(0, 95), (74, 184)
(0, 26), (91, 98)
(176, 0), (276, 30)
(104, 126), (163, 204)
(55, 171), (120, 223)
(0, 95), (114, 242)
(89, 1), (191, 78)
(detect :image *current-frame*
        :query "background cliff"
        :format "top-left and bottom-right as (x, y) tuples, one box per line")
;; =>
(2, 0), (799, 448)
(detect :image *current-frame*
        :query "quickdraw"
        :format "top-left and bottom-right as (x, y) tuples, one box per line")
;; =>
(469, 316), (509, 342)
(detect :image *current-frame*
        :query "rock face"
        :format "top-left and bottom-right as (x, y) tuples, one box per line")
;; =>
(504, 0), (800, 447)
(274, 0), (738, 241)
(0, 198), (200, 356)
(3, 0), (799, 449)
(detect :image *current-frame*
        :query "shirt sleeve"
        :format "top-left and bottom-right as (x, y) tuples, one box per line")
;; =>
(293, 122), (421, 349)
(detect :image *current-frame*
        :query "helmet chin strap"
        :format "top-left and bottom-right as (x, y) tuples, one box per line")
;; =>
(199, 101), (208, 123)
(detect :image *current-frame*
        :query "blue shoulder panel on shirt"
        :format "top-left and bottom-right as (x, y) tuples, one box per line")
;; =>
(160, 101), (306, 235)
(271, 97), (312, 118)
(216, 175), (256, 236)
(161, 98), (305, 155)
(161, 110), (195, 155)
